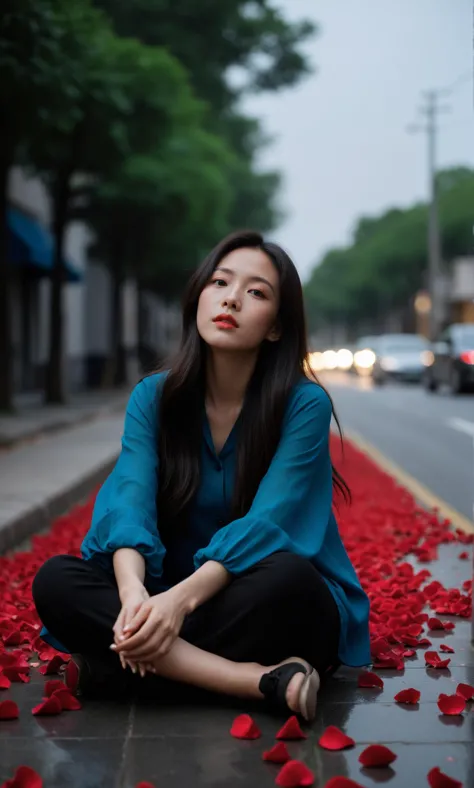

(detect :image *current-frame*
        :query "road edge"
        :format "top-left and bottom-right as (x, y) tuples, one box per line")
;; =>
(346, 429), (474, 535)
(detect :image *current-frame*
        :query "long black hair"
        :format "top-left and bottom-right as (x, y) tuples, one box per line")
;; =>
(157, 230), (349, 531)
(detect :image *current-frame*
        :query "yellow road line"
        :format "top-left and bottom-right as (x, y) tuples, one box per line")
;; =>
(345, 429), (474, 535)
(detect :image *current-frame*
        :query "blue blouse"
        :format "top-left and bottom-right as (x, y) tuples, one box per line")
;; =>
(45, 372), (371, 667)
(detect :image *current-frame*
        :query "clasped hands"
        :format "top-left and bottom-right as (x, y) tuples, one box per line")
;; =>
(111, 582), (188, 677)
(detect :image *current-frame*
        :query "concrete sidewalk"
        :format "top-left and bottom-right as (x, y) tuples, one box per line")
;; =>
(0, 388), (129, 448)
(0, 410), (125, 553)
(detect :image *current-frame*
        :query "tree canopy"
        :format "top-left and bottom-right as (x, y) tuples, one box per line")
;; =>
(1, 0), (316, 406)
(304, 167), (474, 334)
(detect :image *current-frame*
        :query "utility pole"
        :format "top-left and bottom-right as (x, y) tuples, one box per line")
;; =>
(408, 90), (450, 340)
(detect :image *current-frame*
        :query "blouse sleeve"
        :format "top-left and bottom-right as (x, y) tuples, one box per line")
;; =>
(81, 376), (166, 578)
(193, 383), (333, 574)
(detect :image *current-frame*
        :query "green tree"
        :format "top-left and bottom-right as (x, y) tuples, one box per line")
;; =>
(94, 0), (316, 108)
(29, 11), (199, 402)
(94, 0), (315, 237)
(304, 168), (474, 335)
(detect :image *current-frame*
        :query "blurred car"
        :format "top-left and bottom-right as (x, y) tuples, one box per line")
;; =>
(423, 323), (474, 394)
(352, 336), (380, 376)
(370, 333), (429, 384)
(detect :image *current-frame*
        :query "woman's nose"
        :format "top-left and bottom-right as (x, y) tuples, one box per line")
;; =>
(221, 293), (240, 310)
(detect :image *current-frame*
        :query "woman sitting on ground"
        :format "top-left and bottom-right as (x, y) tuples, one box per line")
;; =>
(33, 230), (370, 721)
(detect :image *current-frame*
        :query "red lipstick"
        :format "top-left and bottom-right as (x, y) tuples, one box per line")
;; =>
(213, 313), (239, 329)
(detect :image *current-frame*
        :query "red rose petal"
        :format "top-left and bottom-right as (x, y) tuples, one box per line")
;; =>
(2, 667), (30, 683)
(275, 760), (314, 787)
(0, 674), (11, 690)
(0, 700), (19, 720)
(38, 648), (59, 662)
(406, 623), (423, 637)
(428, 617), (445, 630)
(4, 631), (28, 647)
(455, 683), (474, 701)
(44, 679), (68, 697)
(263, 742), (291, 763)
(441, 621), (455, 631)
(52, 689), (82, 710)
(319, 726), (355, 751)
(229, 714), (261, 739)
(134, 783), (155, 788)
(440, 644), (455, 654)
(425, 651), (451, 669)
(357, 671), (384, 689)
(394, 688), (420, 704)
(1, 765), (43, 788)
(427, 766), (463, 788)
(358, 744), (397, 767)
(458, 551), (469, 560)
(276, 716), (307, 740)
(437, 693), (466, 715)
(38, 655), (66, 675)
(0, 654), (18, 668)
(31, 696), (62, 716)
(324, 779), (365, 788)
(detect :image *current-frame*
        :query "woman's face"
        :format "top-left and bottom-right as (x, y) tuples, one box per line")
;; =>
(196, 247), (281, 353)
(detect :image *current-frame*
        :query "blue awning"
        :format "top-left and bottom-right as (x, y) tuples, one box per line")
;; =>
(7, 207), (82, 283)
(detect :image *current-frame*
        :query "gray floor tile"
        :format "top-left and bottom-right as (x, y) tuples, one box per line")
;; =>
(0, 738), (124, 788)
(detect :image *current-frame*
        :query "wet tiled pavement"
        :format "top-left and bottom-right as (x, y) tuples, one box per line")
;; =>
(1, 544), (473, 787)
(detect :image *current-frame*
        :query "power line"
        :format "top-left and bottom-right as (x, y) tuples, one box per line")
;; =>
(441, 70), (473, 95)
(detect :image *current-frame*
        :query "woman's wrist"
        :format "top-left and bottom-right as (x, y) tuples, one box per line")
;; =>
(118, 578), (147, 602)
(113, 548), (147, 602)
(171, 560), (231, 614)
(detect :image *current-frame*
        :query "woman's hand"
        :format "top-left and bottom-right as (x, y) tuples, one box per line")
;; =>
(113, 583), (150, 674)
(112, 587), (189, 663)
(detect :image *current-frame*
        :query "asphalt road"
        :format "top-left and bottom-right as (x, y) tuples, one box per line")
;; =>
(324, 373), (474, 520)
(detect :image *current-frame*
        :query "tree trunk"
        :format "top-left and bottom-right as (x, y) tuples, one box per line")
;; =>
(102, 232), (127, 388)
(0, 147), (14, 412)
(137, 278), (145, 373)
(44, 173), (71, 404)
(112, 258), (127, 387)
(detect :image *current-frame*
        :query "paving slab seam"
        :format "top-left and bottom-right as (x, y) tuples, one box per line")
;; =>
(117, 703), (137, 788)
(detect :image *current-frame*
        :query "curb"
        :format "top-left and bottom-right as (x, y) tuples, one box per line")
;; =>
(346, 428), (474, 535)
(0, 454), (118, 554)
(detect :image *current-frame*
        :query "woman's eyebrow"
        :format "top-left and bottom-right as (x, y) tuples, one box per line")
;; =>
(215, 267), (275, 293)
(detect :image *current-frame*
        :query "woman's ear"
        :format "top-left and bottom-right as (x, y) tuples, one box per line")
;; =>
(266, 323), (281, 343)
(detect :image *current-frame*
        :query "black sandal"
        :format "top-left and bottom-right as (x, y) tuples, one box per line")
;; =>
(61, 654), (134, 699)
(259, 660), (320, 722)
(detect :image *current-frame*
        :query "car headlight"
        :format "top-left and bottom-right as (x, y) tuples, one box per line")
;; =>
(336, 348), (354, 370)
(421, 350), (434, 367)
(354, 349), (376, 369)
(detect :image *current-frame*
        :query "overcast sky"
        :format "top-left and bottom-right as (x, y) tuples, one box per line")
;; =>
(241, 0), (474, 280)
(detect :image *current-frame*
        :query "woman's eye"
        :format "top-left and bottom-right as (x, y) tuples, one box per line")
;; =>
(212, 279), (227, 287)
(250, 288), (265, 298)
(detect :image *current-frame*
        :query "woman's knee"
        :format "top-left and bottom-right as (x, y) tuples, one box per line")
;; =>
(255, 551), (318, 597)
(32, 554), (79, 612)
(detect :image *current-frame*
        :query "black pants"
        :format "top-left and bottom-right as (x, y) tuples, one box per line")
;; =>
(32, 551), (340, 696)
